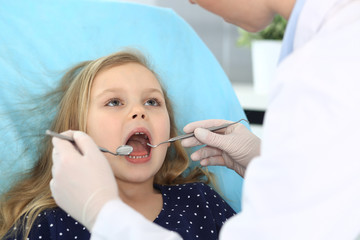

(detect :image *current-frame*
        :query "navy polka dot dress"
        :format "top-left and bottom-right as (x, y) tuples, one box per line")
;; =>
(7, 183), (235, 240)
(7, 209), (91, 240)
(154, 183), (236, 239)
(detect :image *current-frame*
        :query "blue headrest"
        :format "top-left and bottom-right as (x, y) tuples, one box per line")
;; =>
(0, 0), (248, 212)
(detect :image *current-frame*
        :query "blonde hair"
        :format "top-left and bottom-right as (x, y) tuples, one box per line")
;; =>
(0, 50), (214, 239)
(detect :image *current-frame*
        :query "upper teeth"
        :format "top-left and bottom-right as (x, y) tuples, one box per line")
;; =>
(134, 132), (148, 139)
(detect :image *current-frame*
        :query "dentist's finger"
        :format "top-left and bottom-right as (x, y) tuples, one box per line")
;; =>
(182, 119), (233, 147)
(181, 137), (204, 148)
(191, 146), (222, 161)
(183, 119), (232, 133)
(199, 156), (226, 167)
(51, 130), (84, 157)
(51, 136), (79, 164)
(72, 131), (98, 156)
(181, 125), (232, 147)
(60, 130), (75, 138)
(51, 146), (60, 177)
(49, 179), (56, 197)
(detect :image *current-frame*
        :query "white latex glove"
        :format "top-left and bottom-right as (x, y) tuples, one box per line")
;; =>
(50, 131), (119, 231)
(181, 119), (261, 178)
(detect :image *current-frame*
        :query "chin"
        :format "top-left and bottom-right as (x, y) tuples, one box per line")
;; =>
(117, 174), (153, 184)
(113, 165), (158, 183)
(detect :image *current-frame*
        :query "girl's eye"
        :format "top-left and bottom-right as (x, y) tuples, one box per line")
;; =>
(106, 98), (122, 107)
(144, 98), (160, 106)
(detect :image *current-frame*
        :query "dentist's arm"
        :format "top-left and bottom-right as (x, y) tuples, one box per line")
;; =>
(50, 131), (182, 240)
(181, 119), (261, 178)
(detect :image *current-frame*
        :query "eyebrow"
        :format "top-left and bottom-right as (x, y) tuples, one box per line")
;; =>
(94, 88), (123, 99)
(95, 87), (164, 99)
(143, 88), (164, 96)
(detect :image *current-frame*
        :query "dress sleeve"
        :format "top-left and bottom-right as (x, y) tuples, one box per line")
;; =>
(91, 199), (183, 240)
(26, 209), (90, 239)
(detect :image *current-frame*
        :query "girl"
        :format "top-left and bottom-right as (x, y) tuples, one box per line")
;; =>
(0, 50), (235, 240)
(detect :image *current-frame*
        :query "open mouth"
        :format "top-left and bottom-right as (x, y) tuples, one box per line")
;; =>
(125, 132), (151, 159)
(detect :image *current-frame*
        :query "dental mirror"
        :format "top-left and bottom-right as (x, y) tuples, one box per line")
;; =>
(46, 130), (133, 156)
(98, 145), (133, 156)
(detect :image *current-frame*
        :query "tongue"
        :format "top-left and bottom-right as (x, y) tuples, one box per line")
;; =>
(127, 140), (148, 156)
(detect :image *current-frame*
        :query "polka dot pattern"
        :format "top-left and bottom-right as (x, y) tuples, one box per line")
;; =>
(5, 209), (90, 240)
(6, 183), (234, 240)
(154, 182), (236, 240)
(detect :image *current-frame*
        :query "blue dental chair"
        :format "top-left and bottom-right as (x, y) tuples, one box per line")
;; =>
(0, 0), (248, 212)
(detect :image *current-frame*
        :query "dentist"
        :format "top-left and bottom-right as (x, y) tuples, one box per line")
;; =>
(50, 0), (360, 239)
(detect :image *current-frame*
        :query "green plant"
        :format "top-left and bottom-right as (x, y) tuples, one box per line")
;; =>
(237, 15), (287, 47)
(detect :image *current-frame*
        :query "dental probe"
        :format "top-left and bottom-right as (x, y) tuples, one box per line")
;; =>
(147, 119), (249, 148)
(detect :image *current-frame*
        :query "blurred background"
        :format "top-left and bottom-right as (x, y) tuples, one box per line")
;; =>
(117, 0), (253, 84)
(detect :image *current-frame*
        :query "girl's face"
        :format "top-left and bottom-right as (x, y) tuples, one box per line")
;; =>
(86, 63), (170, 185)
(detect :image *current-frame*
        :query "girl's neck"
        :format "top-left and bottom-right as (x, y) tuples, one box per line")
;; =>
(116, 179), (163, 221)
(116, 179), (158, 201)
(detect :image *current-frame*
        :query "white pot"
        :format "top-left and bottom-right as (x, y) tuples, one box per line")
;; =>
(251, 40), (282, 94)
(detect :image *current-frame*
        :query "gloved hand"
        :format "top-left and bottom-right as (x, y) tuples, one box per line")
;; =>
(181, 119), (261, 178)
(50, 131), (119, 231)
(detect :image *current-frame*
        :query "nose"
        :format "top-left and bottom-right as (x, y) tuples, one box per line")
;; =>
(132, 113), (145, 119)
(130, 104), (147, 120)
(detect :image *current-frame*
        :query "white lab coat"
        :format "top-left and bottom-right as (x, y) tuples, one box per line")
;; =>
(91, 0), (360, 239)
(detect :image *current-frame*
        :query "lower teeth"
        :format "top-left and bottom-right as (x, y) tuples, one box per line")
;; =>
(128, 154), (149, 159)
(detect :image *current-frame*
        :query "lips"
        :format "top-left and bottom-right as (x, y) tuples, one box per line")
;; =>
(125, 128), (152, 163)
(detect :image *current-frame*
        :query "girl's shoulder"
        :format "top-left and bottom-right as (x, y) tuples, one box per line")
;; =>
(154, 182), (236, 240)
(155, 182), (235, 213)
(27, 207), (90, 240)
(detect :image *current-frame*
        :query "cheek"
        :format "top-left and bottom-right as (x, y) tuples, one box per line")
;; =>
(86, 110), (119, 143)
(161, 114), (171, 138)
(86, 111), (97, 135)
(87, 109), (105, 134)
